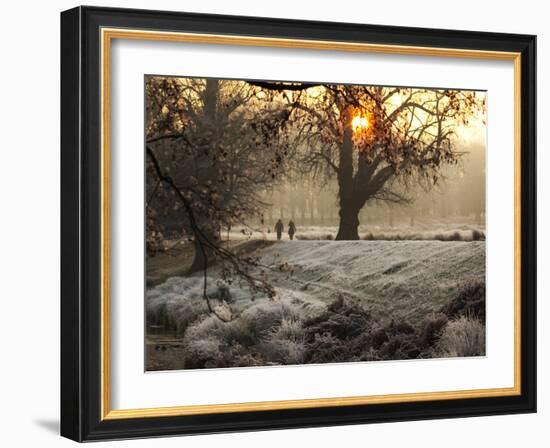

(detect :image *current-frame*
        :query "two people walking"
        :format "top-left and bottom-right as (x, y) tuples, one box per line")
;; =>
(275, 218), (297, 241)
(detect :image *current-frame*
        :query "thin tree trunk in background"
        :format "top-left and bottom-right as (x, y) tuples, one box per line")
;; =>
(300, 187), (306, 224)
(278, 189), (285, 220)
(309, 186), (315, 225)
(319, 191), (325, 225)
(268, 192), (274, 225)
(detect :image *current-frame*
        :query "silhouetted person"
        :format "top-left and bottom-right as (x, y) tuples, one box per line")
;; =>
(288, 220), (296, 240)
(275, 219), (284, 240)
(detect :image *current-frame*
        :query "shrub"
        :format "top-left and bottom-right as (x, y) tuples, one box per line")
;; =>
(184, 336), (226, 369)
(228, 351), (266, 367)
(378, 333), (422, 360)
(225, 343), (266, 367)
(147, 296), (208, 336)
(472, 229), (485, 241)
(146, 299), (168, 327)
(170, 300), (209, 335)
(272, 317), (305, 340)
(370, 327), (390, 349)
(239, 301), (303, 339)
(257, 317), (307, 364)
(389, 320), (416, 335)
(304, 332), (347, 364)
(441, 280), (485, 320)
(420, 313), (449, 347)
(371, 319), (415, 343)
(182, 299), (308, 368)
(184, 313), (256, 347)
(436, 316), (486, 357)
(372, 318), (422, 360)
(258, 338), (307, 365)
(185, 337), (268, 369)
(303, 296), (371, 341)
(301, 297), (376, 363)
(215, 281), (233, 303)
(295, 232), (335, 241)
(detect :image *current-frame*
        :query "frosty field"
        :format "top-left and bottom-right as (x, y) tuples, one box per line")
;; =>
(146, 238), (486, 371)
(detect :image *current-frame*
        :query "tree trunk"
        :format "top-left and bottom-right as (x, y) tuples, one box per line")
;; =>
(309, 189), (315, 225)
(190, 78), (219, 273)
(336, 201), (360, 240)
(335, 109), (361, 240)
(333, 107), (396, 239)
(300, 188), (306, 223)
(189, 227), (219, 274)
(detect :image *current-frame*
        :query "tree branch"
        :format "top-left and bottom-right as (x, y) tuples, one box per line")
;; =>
(246, 80), (321, 92)
(146, 145), (275, 322)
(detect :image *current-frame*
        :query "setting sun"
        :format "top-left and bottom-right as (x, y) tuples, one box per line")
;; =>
(352, 114), (369, 132)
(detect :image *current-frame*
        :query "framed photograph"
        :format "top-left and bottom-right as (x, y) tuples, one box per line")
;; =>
(60, 6), (536, 441)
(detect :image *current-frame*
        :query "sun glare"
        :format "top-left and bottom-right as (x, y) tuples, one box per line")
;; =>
(352, 114), (369, 132)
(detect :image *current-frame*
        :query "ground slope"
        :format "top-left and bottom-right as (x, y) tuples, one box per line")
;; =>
(147, 240), (485, 326)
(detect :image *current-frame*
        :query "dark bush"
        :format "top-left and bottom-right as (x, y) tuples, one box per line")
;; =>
(378, 333), (422, 360)
(387, 319), (415, 335)
(304, 333), (347, 363)
(226, 344), (266, 367)
(370, 318), (415, 346)
(369, 318), (422, 360)
(420, 313), (449, 347)
(303, 296), (372, 341)
(472, 229), (485, 241)
(370, 327), (390, 349)
(441, 280), (486, 320)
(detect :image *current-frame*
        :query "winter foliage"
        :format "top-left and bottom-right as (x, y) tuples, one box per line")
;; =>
(146, 240), (485, 370)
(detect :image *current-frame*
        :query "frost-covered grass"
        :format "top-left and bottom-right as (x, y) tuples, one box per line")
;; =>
(146, 239), (485, 370)
(217, 220), (485, 242)
(259, 240), (485, 324)
(435, 316), (486, 357)
(181, 299), (311, 369)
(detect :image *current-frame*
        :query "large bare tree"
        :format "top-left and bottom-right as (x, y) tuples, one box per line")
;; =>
(145, 77), (295, 318)
(290, 85), (484, 239)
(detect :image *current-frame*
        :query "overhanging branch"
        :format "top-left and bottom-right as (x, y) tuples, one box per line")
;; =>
(246, 80), (321, 92)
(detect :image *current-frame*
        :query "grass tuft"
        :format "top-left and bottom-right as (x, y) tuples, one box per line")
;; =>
(435, 316), (486, 357)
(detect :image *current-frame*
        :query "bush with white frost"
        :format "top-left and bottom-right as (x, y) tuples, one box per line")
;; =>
(257, 318), (307, 365)
(238, 300), (303, 338)
(181, 300), (307, 367)
(184, 336), (225, 369)
(436, 316), (485, 357)
(184, 314), (255, 347)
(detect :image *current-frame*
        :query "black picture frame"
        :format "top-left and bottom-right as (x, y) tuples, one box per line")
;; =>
(61, 5), (536, 442)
